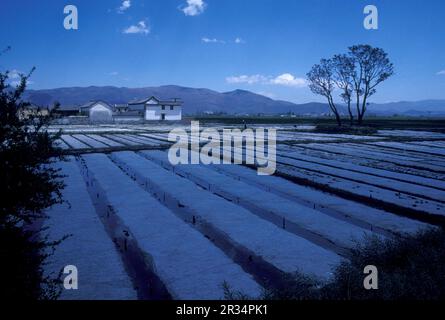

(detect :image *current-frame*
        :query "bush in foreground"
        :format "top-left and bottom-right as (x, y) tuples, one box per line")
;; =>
(322, 227), (445, 300)
(229, 228), (445, 300)
(0, 52), (65, 299)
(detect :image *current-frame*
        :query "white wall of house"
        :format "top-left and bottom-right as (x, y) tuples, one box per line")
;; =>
(89, 102), (113, 122)
(145, 105), (182, 120)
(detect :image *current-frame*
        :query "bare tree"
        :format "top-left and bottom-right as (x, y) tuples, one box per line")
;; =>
(349, 45), (394, 124)
(307, 59), (342, 126)
(332, 54), (355, 125)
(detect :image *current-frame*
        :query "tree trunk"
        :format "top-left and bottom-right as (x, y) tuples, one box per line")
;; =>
(328, 97), (342, 126)
(334, 112), (342, 127)
(359, 93), (368, 125)
(347, 101), (353, 125)
(355, 90), (361, 124)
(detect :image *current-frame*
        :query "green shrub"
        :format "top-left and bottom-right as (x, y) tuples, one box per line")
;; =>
(322, 227), (445, 300)
(1, 54), (65, 299)
(256, 228), (445, 300)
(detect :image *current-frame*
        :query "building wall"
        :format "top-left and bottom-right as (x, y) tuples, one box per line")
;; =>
(89, 103), (113, 122)
(145, 105), (182, 121)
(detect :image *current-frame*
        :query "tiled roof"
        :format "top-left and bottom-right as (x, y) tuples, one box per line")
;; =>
(79, 100), (113, 110)
(128, 96), (182, 106)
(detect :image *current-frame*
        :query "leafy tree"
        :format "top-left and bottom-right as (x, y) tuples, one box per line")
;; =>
(0, 50), (65, 299)
(348, 44), (394, 125)
(307, 45), (394, 125)
(307, 59), (342, 126)
(332, 54), (355, 125)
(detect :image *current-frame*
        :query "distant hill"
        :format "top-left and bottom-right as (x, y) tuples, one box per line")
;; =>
(23, 85), (334, 115)
(367, 100), (445, 116)
(23, 85), (445, 116)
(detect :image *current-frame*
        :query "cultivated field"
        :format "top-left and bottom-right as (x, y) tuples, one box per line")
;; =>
(43, 123), (445, 299)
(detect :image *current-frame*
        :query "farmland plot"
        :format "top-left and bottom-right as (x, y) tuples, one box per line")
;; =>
(60, 135), (90, 149)
(103, 134), (141, 146)
(277, 147), (445, 192)
(337, 143), (445, 165)
(308, 143), (429, 162)
(110, 151), (343, 280)
(124, 134), (168, 146)
(81, 153), (261, 300)
(54, 139), (70, 150)
(276, 132), (338, 142)
(406, 141), (445, 149)
(141, 133), (171, 142)
(279, 132), (383, 142)
(377, 130), (445, 139)
(112, 134), (149, 145)
(275, 161), (445, 217)
(141, 150), (377, 253)
(48, 125), (132, 134)
(86, 134), (125, 147)
(286, 145), (445, 180)
(43, 158), (137, 300)
(141, 150), (430, 235)
(340, 143), (445, 168)
(367, 141), (445, 157)
(205, 162), (430, 236)
(301, 143), (445, 173)
(134, 134), (172, 145)
(274, 155), (445, 203)
(43, 124), (444, 300)
(228, 145), (445, 220)
(71, 134), (109, 148)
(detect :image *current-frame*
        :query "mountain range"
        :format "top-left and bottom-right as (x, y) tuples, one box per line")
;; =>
(23, 85), (445, 116)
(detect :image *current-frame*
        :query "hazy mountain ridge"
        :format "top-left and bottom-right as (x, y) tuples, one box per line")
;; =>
(24, 85), (445, 116)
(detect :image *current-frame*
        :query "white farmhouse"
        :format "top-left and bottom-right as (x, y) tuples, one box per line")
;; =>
(80, 101), (113, 122)
(128, 96), (182, 121)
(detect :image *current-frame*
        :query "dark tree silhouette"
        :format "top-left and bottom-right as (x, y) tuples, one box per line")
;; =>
(348, 45), (394, 125)
(332, 54), (355, 125)
(307, 59), (342, 126)
(0, 51), (65, 299)
(307, 45), (394, 126)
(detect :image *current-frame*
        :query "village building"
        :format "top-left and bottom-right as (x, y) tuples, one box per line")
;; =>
(57, 96), (183, 123)
(113, 104), (128, 113)
(18, 104), (50, 120)
(79, 101), (114, 122)
(128, 96), (182, 121)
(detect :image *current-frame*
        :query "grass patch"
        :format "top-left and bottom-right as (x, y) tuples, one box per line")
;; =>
(322, 227), (445, 300)
(226, 228), (445, 300)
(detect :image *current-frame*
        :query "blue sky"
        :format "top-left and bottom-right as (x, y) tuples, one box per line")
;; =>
(0, 0), (444, 103)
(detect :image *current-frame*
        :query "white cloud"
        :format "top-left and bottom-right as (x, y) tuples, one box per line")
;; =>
(270, 73), (307, 87)
(108, 71), (119, 76)
(234, 37), (245, 44)
(226, 73), (307, 88)
(437, 70), (445, 75)
(117, 0), (131, 13)
(201, 37), (225, 44)
(123, 21), (150, 35)
(181, 0), (206, 16)
(226, 74), (268, 84)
